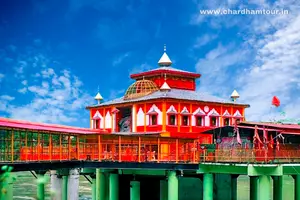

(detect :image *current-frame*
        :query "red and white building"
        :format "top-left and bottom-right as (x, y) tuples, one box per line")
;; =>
(86, 46), (250, 143)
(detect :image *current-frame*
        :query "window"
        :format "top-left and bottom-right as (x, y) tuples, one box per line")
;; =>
(224, 118), (230, 126)
(150, 115), (157, 125)
(95, 119), (100, 129)
(169, 115), (176, 125)
(196, 116), (203, 126)
(182, 115), (189, 126)
(210, 117), (217, 127)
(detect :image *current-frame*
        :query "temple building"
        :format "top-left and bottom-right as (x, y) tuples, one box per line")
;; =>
(86, 45), (250, 143)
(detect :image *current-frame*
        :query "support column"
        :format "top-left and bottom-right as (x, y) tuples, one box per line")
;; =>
(231, 175), (238, 200)
(62, 175), (68, 200)
(109, 173), (119, 200)
(91, 174), (96, 200)
(68, 169), (79, 200)
(168, 171), (178, 200)
(203, 173), (213, 200)
(130, 181), (140, 200)
(250, 176), (258, 200)
(36, 171), (46, 200)
(273, 176), (283, 200)
(258, 175), (271, 200)
(160, 180), (168, 200)
(50, 170), (62, 200)
(96, 169), (107, 200)
(0, 174), (13, 200)
(293, 175), (300, 200)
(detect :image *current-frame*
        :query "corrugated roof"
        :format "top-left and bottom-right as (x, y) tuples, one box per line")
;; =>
(240, 121), (300, 130)
(87, 89), (250, 108)
(0, 117), (104, 134)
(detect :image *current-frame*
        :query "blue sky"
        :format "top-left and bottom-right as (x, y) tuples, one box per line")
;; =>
(0, 0), (300, 127)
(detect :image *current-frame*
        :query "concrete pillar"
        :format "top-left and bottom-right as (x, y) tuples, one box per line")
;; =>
(168, 171), (178, 200)
(0, 174), (13, 200)
(160, 180), (168, 200)
(109, 173), (119, 200)
(273, 176), (283, 200)
(231, 175), (238, 200)
(258, 175), (271, 200)
(50, 170), (62, 200)
(250, 176), (258, 200)
(203, 173), (213, 200)
(68, 169), (79, 200)
(293, 175), (300, 200)
(130, 181), (140, 200)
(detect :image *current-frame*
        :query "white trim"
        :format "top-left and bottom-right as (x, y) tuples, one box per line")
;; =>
(223, 110), (231, 117)
(181, 106), (190, 115)
(193, 107), (206, 116)
(166, 105), (178, 114)
(93, 111), (102, 119)
(208, 108), (220, 116)
(233, 110), (243, 118)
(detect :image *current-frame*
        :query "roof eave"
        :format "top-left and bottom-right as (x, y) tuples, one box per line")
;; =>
(130, 70), (201, 79)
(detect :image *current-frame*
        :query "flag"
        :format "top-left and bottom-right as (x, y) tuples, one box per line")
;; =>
(263, 126), (268, 144)
(276, 138), (280, 151)
(253, 125), (263, 149)
(272, 96), (280, 107)
(234, 121), (242, 145)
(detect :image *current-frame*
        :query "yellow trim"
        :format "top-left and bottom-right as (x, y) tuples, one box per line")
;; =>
(138, 137), (141, 162)
(242, 108), (246, 121)
(134, 104), (137, 132)
(144, 103), (146, 132)
(111, 108), (113, 132)
(160, 131), (170, 137)
(157, 138), (160, 163)
(162, 101), (166, 131)
(98, 135), (102, 160)
(177, 103), (181, 132)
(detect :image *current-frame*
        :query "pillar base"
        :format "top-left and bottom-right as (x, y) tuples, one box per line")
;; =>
(203, 173), (213, 200)
(130, 181), (140, 200)
(168, 171), (178, 200)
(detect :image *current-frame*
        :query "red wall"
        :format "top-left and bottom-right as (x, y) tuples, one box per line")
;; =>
(149, 76), (195, 91)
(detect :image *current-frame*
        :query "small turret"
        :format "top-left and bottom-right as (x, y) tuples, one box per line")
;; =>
(158, 44), (172, 67)
(231, 90), (240, 102)
(95, 92), (103, 105)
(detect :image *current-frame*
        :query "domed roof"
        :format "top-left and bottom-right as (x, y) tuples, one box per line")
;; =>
(124, 79), (159, 100)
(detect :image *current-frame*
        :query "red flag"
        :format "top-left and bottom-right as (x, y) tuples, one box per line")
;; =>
(272, 96), (280, 107)
(276, 138), (280, 151)
(253, 125), (263, 149)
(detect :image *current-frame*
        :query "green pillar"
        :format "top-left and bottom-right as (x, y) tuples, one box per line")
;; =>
(168, 171), (178, 200)
(37, 173), (45, 200)
(293, 175), (300, 200)
(273, 176), (283, 200)
(258, 175), (271, 200)
(203, 173), (213, 200)
(109, 173), (119, 200)
(62, 175), (68, 200)
(231, 175), (238, 200)
(96, 169), (107, 200)
(250, 176), (258, 200)
(130, 181), (140, 200)
(0, 174), (13, 200)
(160, 180), (168, 200)
(91, 174), (96, 200)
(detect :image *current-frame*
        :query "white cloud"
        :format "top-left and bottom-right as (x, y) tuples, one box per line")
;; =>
(194, 34), (218, 48)
(130, 63), (152, 75)
(113, 52), (130, 66)
(193, 0), (300, 122)
(0, 73), (4, 82)
(0, 45), (93, 125)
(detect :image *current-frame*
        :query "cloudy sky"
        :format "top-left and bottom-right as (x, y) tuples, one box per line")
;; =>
(0, 0), (299, 127)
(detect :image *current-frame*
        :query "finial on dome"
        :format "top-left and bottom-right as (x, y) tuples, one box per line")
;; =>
(231, 89), (240, 102)
(158, 44), (172, 67)
(95, 89), (103, 104)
